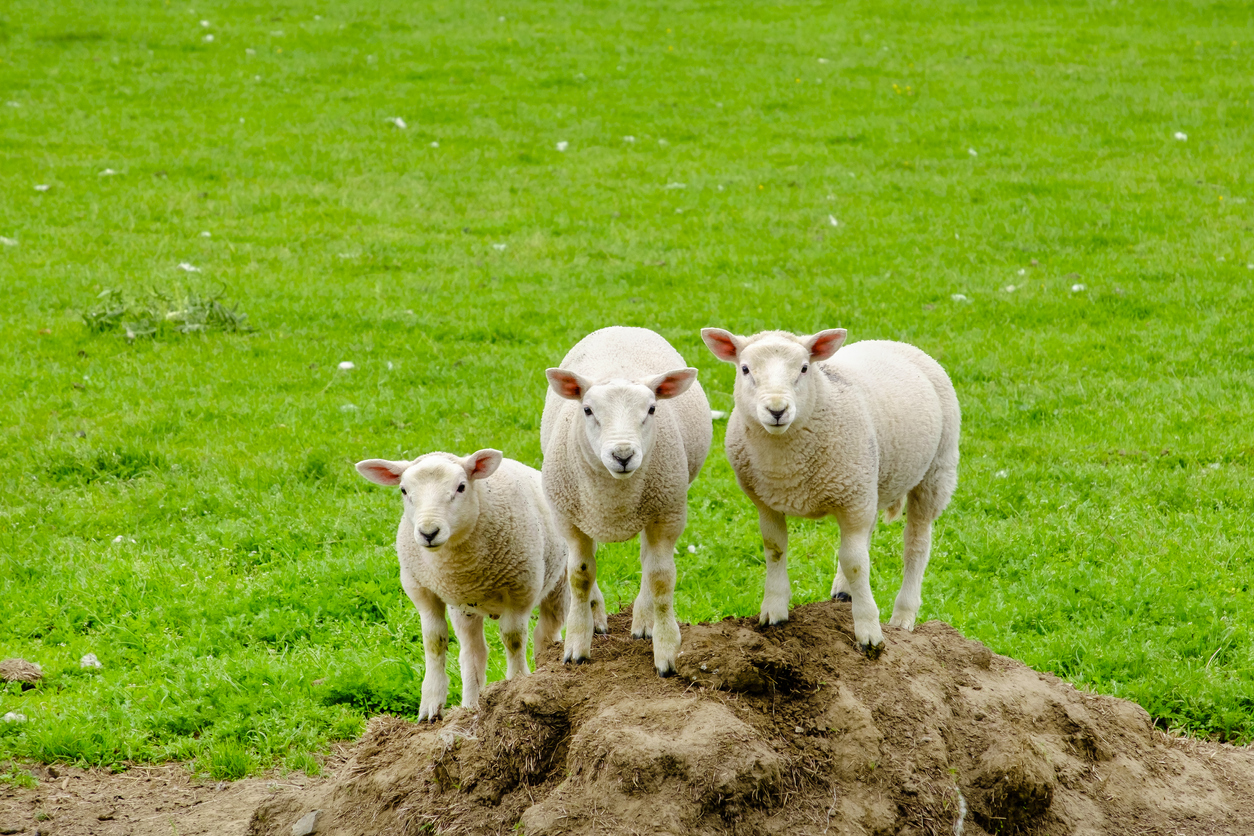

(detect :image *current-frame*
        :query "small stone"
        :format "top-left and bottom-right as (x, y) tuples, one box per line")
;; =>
(80, 653), (103, 669)
(291, 809), (323, 836)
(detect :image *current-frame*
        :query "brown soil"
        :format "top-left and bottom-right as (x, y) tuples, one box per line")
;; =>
(5, 601), (1252, 835)
(244, 601), (1254, 836)
(0, 762), (324, 836)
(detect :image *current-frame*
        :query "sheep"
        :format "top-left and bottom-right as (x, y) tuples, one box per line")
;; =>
(700, 327), (960, 659)
(542, 326), (713, 676)
(355, 449), (575, 720)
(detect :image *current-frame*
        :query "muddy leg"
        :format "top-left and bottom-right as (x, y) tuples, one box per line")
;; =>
(758, 505), (790, 626)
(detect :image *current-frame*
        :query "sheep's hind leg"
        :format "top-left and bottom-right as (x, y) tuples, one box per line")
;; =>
(450, 609), (488, 707)
(830, 566), (852, 602)
(631, 536), (656, 640)
(641, 517), (685, 677)
(758, 505), (791, 626)
(534, 579), (568, 660)
(590, 580), (609, 635)
(499, 609), (531, 679)
(889, 494), (935, 632)
(835, 518), (884, 658)
(560, 524), (598, 665)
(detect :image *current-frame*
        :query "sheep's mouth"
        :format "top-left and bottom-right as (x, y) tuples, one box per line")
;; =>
(762, 421), (792, 435)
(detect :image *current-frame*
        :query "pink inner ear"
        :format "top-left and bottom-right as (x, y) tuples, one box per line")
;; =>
(654, 372), (693, 398)
(361, 464), (402, 485)
(548, 371), (583, 399)
(809, 330), (847, 361)
(703, 331), (739, 362)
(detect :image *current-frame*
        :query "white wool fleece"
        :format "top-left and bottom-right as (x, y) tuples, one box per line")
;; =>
(541, 326), (713, 677)
(356, 450), (569, 721)
(702, 328), (960, 659)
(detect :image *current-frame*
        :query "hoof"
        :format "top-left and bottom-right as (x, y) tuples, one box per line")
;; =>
(630, 630), (652, 640)
(657, 665), (676, 678)
(832, 591), (852, 603)
(758, 616), (789, 628)
(594, 625), (610, 635)
(860, 641), (885, 661)
(563, 653), (591, 665)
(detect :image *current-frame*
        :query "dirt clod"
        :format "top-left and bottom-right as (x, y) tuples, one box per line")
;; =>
(0, 659), (43, 685)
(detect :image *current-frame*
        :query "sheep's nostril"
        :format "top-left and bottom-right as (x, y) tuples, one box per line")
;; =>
(768, 407), (787, 421)
(420, 526), (441, 543)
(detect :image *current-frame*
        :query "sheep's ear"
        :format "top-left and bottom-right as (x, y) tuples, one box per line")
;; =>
(463, 449), (503, 481)
(700, 328), (743, 363)
(356, 459), (409, 486)
(804, 329), (847, 362)
(646, 367), (698, 400)
(546, 368), (592, 400)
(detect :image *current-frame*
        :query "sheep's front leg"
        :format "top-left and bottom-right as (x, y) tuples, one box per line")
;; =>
(835, 519), (884, 658)
(758, 505), (790, 626)
(499, 609), (531, 679)
(631, 534), (655, 640)
(889, 508), (933, 632)
(561, 523), (598, 665)
(449, 608), (488, 708)
(640, 518), (685, 677)
(408, 584), (450, 721)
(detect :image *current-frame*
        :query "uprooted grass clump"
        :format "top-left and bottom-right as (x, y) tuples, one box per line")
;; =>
(82, 286), (254, 339)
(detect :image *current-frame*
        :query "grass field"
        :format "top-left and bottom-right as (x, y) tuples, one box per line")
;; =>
(2, 0), (1252, 779)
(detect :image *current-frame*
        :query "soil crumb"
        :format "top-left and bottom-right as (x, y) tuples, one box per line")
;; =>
(244, 601), (1254, 836)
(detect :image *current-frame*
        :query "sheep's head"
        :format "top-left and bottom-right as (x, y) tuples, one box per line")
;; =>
(546, 367), (698, 479)
(355, 450), (502, 549)
(701, 327), (846, 435)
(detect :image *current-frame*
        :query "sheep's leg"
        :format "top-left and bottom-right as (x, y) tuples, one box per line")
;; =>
(409, 585), (450, 721)
(889, 502), (933, 632)
(449, 608), (488, 707)
(590, 579), (609, 635)
(641, 518), (684, 677)
(534, 579), (569, 662)
(758, 505), (790, 626)
(499, 609), (531, 680)
(835, 520), (884, 658)
(561, 524), (598, 665)
(830, 566), (852, 602)
(631, 538), (656, 640)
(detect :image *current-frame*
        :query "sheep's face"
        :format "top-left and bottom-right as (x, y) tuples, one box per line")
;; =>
(356, 450), (502, 549)
(547, 367), (698, 479)
(702, 328), (847, 435)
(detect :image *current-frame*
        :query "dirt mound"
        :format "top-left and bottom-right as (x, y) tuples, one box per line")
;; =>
(248, 601), (1254, 836)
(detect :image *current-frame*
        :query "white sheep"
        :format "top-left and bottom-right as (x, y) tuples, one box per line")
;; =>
(701, 328), (960, 658)
(542, 326), (712, 676)
(355, 449), (572, 720)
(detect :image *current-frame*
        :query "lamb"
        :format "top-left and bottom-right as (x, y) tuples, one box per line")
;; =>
(701, 327), (960, 659)
(542, 326), (713, 676)
(355, 449), (574, 720)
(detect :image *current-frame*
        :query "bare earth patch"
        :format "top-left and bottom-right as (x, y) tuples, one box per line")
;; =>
(6, 601), (1253, 835)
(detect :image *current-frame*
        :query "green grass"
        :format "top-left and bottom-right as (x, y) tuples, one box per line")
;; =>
(1, 0), (1252, 775)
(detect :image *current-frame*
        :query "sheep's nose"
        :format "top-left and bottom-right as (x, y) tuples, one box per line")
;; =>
(768, 406), (788, 422)
(610, 444), (635, 469)
(419, 525), (441, 544)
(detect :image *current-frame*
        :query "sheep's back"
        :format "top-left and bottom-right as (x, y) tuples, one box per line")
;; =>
(825, 340), (955, 503)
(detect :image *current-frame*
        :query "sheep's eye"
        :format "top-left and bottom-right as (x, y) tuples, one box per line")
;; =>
(583, 406), (593, 417)
(648, 404), (656, 415)
(457, 483), (466, 493)
(400, 487), (407, 496)
(741, 364), (750, 376)
(801, 363), (809, 374)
